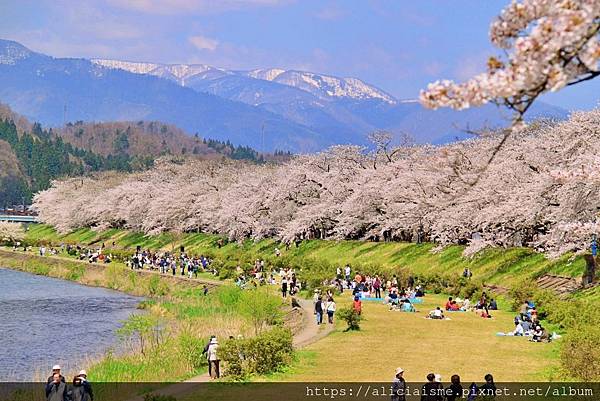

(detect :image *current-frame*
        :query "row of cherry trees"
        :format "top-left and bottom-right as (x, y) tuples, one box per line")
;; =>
(33, 110), (600, 257)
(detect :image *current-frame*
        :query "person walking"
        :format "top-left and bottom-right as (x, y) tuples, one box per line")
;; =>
(46, 365), (65, 384)
(281, 277), (288, 298)
(46, 373), (68, 401)
(70, 370), (93, 401)
(202, 335), (214, 374)
(207, 337), (220, 379)
(315, 296), (323, 325)
(391, 367), (407, 401)
(326, 297), (336, 324)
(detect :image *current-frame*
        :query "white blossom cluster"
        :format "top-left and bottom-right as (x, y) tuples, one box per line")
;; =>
(0, 221), (25, 242)
(420, 0), (600, 122)
(33, 109), (600, 257)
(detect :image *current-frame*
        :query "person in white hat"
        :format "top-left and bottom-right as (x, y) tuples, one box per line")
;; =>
(391, 367), (407, 401)
(207, 337), (220, 379)
(45, 372), (68, 401)
(46, 365), (65, 384)
(71, 369), (93, 401)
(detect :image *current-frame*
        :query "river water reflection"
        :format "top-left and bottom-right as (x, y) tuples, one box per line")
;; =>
(0, 267), (142, 381)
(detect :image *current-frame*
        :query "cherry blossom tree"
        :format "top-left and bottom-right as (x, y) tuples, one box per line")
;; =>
(31, 109), (600, 257)
(0, 221), (25, 243)
(420, 0), (600, 125)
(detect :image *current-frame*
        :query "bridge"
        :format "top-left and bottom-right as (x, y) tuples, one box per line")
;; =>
(0, 214), (38, 223)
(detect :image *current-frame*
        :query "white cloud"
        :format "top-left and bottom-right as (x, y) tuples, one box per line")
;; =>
(189, 35), (219, 51)
(106, 0), (292, 15)
(454, 51), (489, 81)
(315, 4), (347, 21)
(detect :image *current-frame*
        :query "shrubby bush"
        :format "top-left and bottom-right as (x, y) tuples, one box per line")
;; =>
(219, 327), (293, 379)
(337, 306), (361, 331)
(561, 324), (600, 381)
(239, 288), (283, 335)
(147, 275), (169, 297)
(178, 330), (206, 371)
(508, 279), (538, 311)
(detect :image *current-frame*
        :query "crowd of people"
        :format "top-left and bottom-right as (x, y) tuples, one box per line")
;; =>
(44, 365), (92, 401)
(127, 249), (215, 278)
(391, 368), (498, 401)
(437, 295), (498, 315)
(14, 240), (560, 388)
(26, 242), (115, 264)
(498, 300), (558, 342)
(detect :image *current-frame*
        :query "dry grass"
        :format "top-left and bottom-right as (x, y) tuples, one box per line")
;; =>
(269, 294), (559, 382)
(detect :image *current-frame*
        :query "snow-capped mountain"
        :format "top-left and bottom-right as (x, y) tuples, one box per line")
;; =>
(91, 59), (397, 104)
(0, 40), (35, 65)
(245, 68), (397, 104)
(1, 39), (568, 153)
(92, 59), (232, 85)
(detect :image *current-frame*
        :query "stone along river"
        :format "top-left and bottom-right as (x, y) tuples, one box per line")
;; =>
(0, 267), (142, 381)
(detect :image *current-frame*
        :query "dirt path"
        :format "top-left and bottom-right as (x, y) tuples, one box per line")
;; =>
(128, 297), (334, 400)
(293, 298), (334, 348)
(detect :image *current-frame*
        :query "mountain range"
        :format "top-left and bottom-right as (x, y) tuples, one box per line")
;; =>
(0, 39), (568, 152)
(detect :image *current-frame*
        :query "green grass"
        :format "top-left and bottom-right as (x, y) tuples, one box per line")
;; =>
(24, 224), (587, 292)
(12, 224), (595, 386)
(266, 294), (561, 383)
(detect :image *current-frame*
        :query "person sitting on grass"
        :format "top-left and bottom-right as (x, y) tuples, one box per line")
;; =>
(401, 299), (416, 312)
(488, 298), (498, 310)
(428, 307), (444, 320)
(520, 317), (533, 334)
(445, 297), (454, 310)
(448, 300), (460, 311)
(512, 320), (525, 336)
(530, 325), (550, 343)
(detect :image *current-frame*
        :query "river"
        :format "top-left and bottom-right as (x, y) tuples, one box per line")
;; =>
(0, 267), (142, 381)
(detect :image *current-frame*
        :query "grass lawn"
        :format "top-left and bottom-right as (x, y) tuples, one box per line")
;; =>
(268, 294), (560, 382)
(17, 224), (580, 384)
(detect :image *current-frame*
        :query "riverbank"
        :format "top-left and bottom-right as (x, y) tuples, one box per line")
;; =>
(0, 249), (217, 297)
(0, 248), (290, 387)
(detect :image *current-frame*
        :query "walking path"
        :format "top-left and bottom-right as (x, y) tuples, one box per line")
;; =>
(128, 296), (334, 400)
(0, 248), (223, 289)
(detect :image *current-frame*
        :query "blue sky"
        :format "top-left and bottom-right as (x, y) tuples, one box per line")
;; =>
(1, 0), (598, 111)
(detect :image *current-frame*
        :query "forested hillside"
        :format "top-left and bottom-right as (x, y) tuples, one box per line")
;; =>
(0, 118), (151, 206)
(57, 120), (218, 159)
(0, 105), (286, 206)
